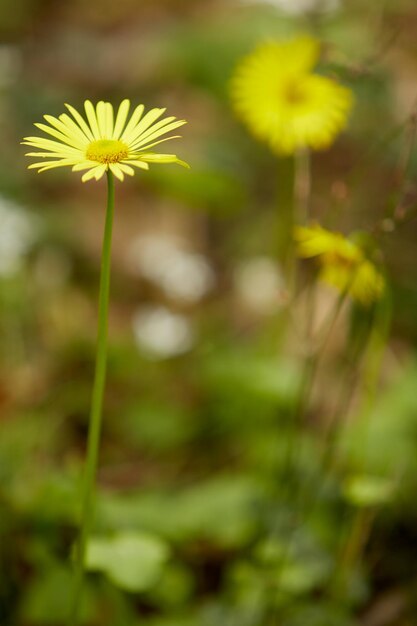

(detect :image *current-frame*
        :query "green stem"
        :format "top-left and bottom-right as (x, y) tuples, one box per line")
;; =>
(331, 508), (375, 600)
(279, 151), (314, 482)
(276, 157), (295, 276)
(69, 170), (115, 625)
(281, 289), (347, 487)
(294, 148), (310, 224)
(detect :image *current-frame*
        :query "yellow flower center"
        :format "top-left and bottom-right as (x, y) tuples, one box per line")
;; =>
(324, 248), (361, 269)
(86, 139), (129, 164)
(282, 80), (307, 106)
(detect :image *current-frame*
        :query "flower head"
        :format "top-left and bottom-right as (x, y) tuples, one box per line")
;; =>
(230, 36), (353, 154)
(295, 224), (384, 305)
(22, 100), (189, 182)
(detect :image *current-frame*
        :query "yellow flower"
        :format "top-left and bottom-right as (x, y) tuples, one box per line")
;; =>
(22, 100), (189, 182)
(230, 36), (353, 154)
(295, 224), (384, 305)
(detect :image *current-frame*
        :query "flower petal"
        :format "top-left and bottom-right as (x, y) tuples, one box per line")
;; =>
(117, 163), (135, 177)
(130, 119), (186, 150)
(128, 115), (176, 147)
(122, 108), (166, 145)
(82, 166), (104, 182)
(43, 114), (89, 148)
(84, 100), (101, 140)
(119, 103), (145, 142)
(122, 160), (149, 170)
(94, 164), (107, 181)
(65, 103), (95, 141)
(106, 102), (114, 139)
(96, 101), (107, 138)
(137, 153), (190, 168)
(112, 99), (130, 139)
(131, 135), (182, 153)
(25, 151), (82, 158)
(29, 159), (81, 172)
(58, 113), (92, 144)
(96, 101), (114, 138)
(72, 160), (98, 171)
(33, 122), (85, 149)
(23, 141), (82, 154)
(109, 163), (124, 181)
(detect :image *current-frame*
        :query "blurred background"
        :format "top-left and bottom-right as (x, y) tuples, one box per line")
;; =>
(2, 1), (417, 625)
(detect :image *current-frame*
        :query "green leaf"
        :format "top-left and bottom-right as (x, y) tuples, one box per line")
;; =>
(98, 475), (262, 548)
(86, 531), (170, 592)
(343, 474), (395, 507)
(21, 564), (93, 623)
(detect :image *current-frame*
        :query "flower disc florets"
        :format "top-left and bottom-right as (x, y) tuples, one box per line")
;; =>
(86, 139), (129, 164)
(281, 80), (307, 106)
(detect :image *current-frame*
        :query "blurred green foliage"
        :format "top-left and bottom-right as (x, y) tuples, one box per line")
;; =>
(1, 0), (417, 625)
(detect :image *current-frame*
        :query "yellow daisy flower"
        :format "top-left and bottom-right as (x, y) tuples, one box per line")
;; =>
(230, 36), (354, 154)
(295, 224), (385, 306)
(22, 99), (189, 182)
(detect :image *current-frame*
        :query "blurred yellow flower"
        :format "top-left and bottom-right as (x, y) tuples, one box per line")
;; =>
(295, 224), (384, 305)
(230, 36), (353, 154)
(23, 100), (189, 182)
